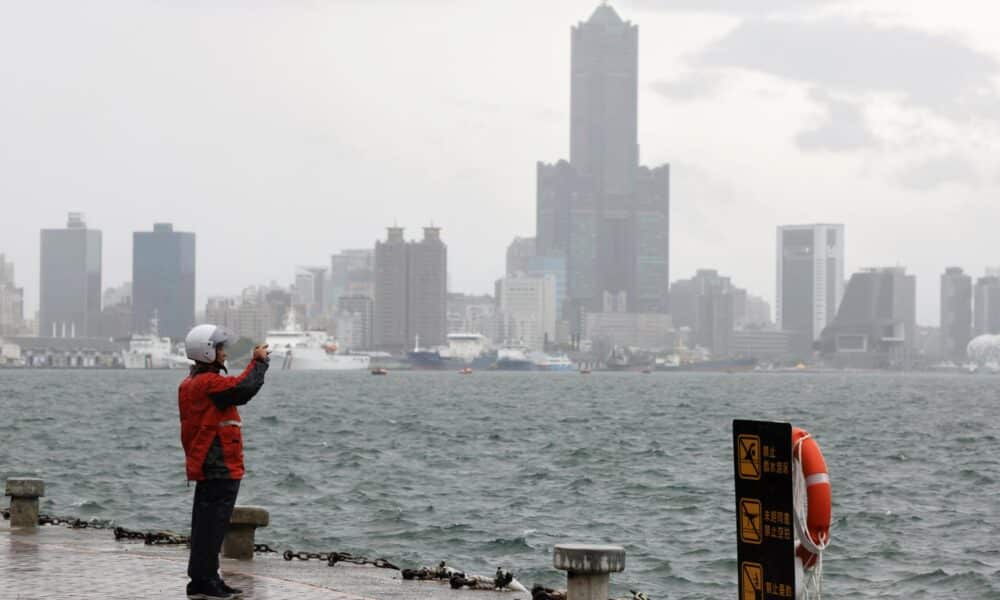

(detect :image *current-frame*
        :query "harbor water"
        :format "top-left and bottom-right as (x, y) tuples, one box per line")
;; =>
(1, 370), (998, 598)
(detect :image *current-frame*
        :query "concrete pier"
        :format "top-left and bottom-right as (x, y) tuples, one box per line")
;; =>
(223, 505), (269, 560)
(553, 544), (626, 600)
(5, 478), (44, 529)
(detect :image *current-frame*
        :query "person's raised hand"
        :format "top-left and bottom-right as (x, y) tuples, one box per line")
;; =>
(253, 344), (270, 362)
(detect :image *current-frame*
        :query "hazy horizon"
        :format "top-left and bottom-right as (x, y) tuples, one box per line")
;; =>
(4, 0), (1000, 326)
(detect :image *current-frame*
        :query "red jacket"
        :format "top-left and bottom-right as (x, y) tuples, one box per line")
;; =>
(178, 359), (268, 481)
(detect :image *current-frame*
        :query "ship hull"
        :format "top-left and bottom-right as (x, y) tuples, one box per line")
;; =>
(271, 348), (370, 371)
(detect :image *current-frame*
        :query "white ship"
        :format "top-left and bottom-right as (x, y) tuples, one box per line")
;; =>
(124, 316), (190, 369)
(531, 352), (576, 372)
(265, 311), (370, 371)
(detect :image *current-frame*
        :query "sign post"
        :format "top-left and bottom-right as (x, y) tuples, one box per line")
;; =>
(733, 419), (795, 599)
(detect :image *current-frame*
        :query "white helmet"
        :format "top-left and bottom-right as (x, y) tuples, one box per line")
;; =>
(185, 324), (234, 363)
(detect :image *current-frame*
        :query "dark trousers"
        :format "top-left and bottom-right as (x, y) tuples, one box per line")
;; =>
(187, 478), (241, 582)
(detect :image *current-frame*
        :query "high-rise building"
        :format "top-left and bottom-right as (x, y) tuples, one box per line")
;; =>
(497, 274), (557, 351)
(537, 4), (670, 322)
(373, 227), (447, 352)
(776, 224), (845, 341)
(525, 255), (567, 320)
(294, 266), (328, 323)
(407, 227), (448, 348)
(132, 223), (195, 340)
(671, 269), (740, 357)
(0, 253), (24, 336)
(506, 237), (536, 276)
(940, 267), (972, 361)
(818, 267), (916, 368)
(40, 213), (102, 338)
(974, 275), (1000, 337)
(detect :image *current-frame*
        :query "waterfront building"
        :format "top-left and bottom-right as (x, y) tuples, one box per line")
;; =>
(446, 293), (497, 341)
(0, 254), (24, 336)
(584, 312), (673, 350)
(294, 266), (328, 324)
(670, 269), (742, 357)
(525, 254), (567, 320)
(39, 213), (102, 338)
(132, 223), (195, 340)
(3, 336), (125, 368)
(497, 274), (557, 351)
(940, 267), (972, 361)
(776, 224), (845, 341)
(98, 286), (133, 340)
(506, 237), (536, 276)
(373, 226), (448, 352)
(537, 4), (670, 323)
(337, 295), (373, 350)
(818, 267), (917, 368)
(730, 330), (797, 360)
(744, 295), (773, 330)
(974, 275), (1000, 336)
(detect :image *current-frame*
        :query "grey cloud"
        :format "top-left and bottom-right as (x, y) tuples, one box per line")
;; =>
(650, 71), (722, 101)
(696, 17), (999, 119)
(634, 0), (838, 15)
(896, 155), (980, 190)
(796, 90), (877, 152)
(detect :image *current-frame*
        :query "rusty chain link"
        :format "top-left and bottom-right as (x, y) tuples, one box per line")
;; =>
(281, 548), (399, 570)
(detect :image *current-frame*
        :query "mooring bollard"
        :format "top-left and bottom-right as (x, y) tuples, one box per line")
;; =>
(554, 544), (626, 600)
(5, 478), (45, 529)
(222, 506), (269, 560)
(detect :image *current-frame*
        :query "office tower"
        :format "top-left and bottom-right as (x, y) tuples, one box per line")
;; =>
(39, 213), (102, 338)
(974, 275), (1000, 336)
(373, 226), (447, 351)
(525, 255), (567, 320)
(819, 267), (917, 368)
(537, 4), (670, 322)
(940, 267), (972, 360)
(407, 227), (448, 348)
(0, 254), (24, 336)
(294, 266), (328, 323)
(497, 274), (557, 351)
(745, 295), (773, 329)
(132, 223), (195, 340)
(506, 237), (536, 276)
(776, 224), (845, 340)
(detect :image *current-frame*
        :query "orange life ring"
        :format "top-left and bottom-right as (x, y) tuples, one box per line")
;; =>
(792, 427), (831, 569)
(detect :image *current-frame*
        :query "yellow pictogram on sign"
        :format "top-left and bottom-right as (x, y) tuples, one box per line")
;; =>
(738, 434), (761, 480)
(741, 561), (763, 600)
(739, 498), (762, 544)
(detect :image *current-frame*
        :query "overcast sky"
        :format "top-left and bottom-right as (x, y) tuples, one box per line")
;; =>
(3, 0), (1000, 325)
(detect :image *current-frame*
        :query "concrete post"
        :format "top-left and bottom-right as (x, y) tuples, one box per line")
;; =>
(5, 478), (45, 529)
(222, 506), (269, 560)
(554, 544), (626, 600)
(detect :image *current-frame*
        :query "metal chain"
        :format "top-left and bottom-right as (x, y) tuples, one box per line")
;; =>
(113, 526), (189, 546)
(280, 548), (398, 570)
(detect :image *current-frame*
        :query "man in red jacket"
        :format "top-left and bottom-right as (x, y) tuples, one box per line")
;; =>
(179, 324), (269, 600)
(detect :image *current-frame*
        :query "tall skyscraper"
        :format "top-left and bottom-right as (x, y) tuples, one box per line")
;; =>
(497, 274), (557, 351)
(374, 227), (409, 350)
(776, 224), (845, 341)
(670, 269), (742, 356)
(940, 267), (972, 360)
(40, 213), (102, 338)
(974, 275), (1000, 337)
(407, 227), (448, 348)
(537, 4), (670, 322)
(132, 223), (196, 340)
(329, 249), (374, 307)
(373, 227), (447, 351)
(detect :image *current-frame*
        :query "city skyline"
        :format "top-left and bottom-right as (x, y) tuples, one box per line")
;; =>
(4, 1), (1000, 325)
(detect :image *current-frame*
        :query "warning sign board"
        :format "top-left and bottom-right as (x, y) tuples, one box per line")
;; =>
(733, 420), (794, 599)
(741, 562), (763, 600)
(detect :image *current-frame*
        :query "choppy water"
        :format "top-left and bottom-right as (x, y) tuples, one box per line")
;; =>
(1, 370), (999, 598)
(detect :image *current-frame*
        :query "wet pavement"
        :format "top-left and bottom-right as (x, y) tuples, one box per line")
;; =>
(0, 524), (530, 600)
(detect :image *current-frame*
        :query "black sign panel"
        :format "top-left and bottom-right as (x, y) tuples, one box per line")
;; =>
(733, 419), (794, 600)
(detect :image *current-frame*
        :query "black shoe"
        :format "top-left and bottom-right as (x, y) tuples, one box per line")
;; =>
(186, 579), (235, 600)
(218, 579), (243, 598)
